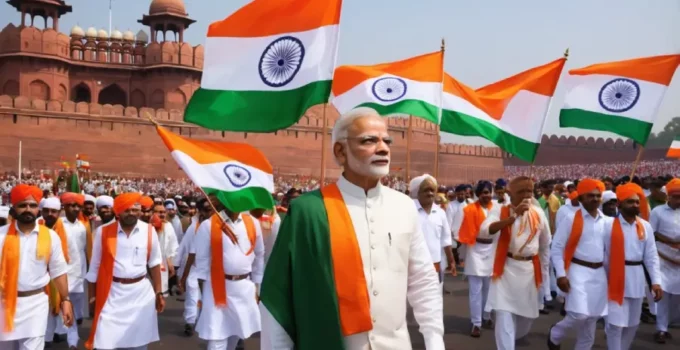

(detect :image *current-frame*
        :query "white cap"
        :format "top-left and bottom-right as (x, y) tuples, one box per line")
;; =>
(408, 174), (437, 199)
(0, 206), (9, 219)
(602, 190), (617, 203)
(564, 181), (574, 187)
(84, 194), (96, 203)
(42, 197), (61, 211)
(96, 195), (114, 208)
(38, 198), (46, 211)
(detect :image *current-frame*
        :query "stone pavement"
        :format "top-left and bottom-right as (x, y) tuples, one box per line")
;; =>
(51, 274), (676, 349)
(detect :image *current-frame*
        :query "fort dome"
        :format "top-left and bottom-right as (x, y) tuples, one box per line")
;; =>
(85, 26), (97, 38)
(149, 0), (187, 16)
(97, 29), (108, 40)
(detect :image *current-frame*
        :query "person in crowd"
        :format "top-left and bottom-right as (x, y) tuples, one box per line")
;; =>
(602, 190), (619, 217)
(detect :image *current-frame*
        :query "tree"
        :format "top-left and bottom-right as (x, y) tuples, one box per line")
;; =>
(646, 117), (680, 147)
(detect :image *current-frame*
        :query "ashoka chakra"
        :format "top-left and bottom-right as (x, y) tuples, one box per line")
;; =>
(223, 164), (252, 188)
(258, 36), (305, 88)
(598, 78), (640, 113)
(372, 77), (408, 102)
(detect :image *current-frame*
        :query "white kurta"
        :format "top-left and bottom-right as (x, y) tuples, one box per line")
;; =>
(484, 206), (552, 319)
(0, 222), (68, 341)
(260, 176), (445, 350)
(177, 216), (200, 278)
(415, 200), (452, 264)
(555, 202), (580, 230)
(46, 230), (82, 339)
(158, 222), (179, 294)
(86, 220), (162, 349)
(61, 218), (87, 294)
(551, 208), (611, 317)
(263, 215), (282, 265)
(193, 213), (265, 340)
(452, 202), (500, 276)
(649, 204), (680, 294)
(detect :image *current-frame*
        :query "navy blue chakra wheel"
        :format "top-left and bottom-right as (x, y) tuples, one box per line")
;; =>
(598, 78), (641, 113)
(223, 164), (252, 188)
(259, 36), (305, 88)
(371, 77), (408, 102)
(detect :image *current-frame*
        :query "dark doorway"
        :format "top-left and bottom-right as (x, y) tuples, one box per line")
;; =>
(98, 84), (127, 106)
(71, 83), (91, 103)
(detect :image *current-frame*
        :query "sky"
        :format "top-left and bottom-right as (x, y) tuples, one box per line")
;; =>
(1, 0), (679, 145)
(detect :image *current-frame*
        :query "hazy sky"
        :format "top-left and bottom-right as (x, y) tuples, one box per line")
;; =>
(2, 0), (679, 145)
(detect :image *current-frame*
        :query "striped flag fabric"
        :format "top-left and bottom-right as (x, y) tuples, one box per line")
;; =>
(184, 0), (342, 132)
(155, 125), (275, 212)
(559, 54), (680, 145)
(332, 51), (444, 124)
(440, 58), (566, 162)
(667, 135), (680, 158)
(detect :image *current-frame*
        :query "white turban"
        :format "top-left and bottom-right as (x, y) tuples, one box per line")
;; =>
(84, 194), (96, 204)
(602, 190), (617, 203)
(38, 198), (46, 211)
(42, 197), (61, 211)
(0, 206), (9, 219)
(408, 174), (437, 198)
(96, 195), (114, 208)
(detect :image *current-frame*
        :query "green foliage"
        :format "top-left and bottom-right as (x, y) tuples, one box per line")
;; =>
(646, 116), (680, 147)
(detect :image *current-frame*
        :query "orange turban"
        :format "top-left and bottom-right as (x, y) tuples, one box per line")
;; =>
(666, 179), (680, 195)
(139, 196), (154, 210)
(568, 191), (579, 201)
(616, 183), (649, 220)
(10, 184), (43, 205)
(576, 179), (605, 196)
(60, 192), (84, 206)
(113, 193), (142, 216)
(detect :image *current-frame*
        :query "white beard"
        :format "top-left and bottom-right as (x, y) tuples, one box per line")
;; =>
(347, 152), (390, 178)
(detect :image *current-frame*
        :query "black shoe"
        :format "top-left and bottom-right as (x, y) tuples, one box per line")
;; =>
(547, 324), (561, 350)
(184, 324), (194, 337)
(540, 308), (550, 315)
(236, 339), (245, 350)
(77, 318), (83, 326)
(53, 334), (63, 343)
(482, 319), (494, 330)
(655, 331), (669, 344)
(470, 325), (481, 338)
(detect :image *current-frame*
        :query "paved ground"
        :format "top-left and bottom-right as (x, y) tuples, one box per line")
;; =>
(51, 274), (677, 349)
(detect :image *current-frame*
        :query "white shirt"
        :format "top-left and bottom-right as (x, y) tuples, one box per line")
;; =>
(603, 215), (660, 298)
(86, 220), (162, 282)
(260, 176), (445, 350)
(414, 200), (452, 263)
(62, 217), (87, 293)
(446, 200), (468, 235)
(649, 204), (680, 293)
(178, 218), (202, 278)
(0, 222), (69, 291)
(263, 215), (282, 265)
(556, 201), (581, 230)
(452, 202), (501, 276)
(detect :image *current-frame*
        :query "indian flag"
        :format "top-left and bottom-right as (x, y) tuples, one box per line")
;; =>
(440, 58), (566, 162)
(559, 54), (680, 145)
(155, 125), (275, 212)
(184, 0), (342, 132)
(667, 135), (680, 158)
(332, 51), (444, 124)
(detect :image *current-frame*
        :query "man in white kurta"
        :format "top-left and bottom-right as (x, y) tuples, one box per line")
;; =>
(482, 177), (551, 350)
(0, 184), (73, 350)
(549, 179), (611, 350)
(59, 193), (88, 325)
(446, 185), (470, 271)
(604, 183), (662, 350)
(193, 203), (265, 350)
(152, 204), (179, 296)
(650, 178), (680, 344)
(259, 107), (445, 350)
(86, 193), (163, 350)
(453, 181), (499, 337)
(41, 197), (83, 349)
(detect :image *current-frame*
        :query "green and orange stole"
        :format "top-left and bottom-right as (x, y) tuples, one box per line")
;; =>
(260, 183), (372, 350)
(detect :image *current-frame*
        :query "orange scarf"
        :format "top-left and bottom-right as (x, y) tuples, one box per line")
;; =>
(85, 222), (151, 350)
(209, 213), (257, 308)
(0, 221), (50, 332)
(492, 206), (543, 289)
(458, 202), (492, 245)
(321, 183), (372, 336)
(609, 216), (645, 305)
(563, 210), (584, 272)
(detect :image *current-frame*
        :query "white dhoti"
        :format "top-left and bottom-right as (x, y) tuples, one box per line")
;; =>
(468, 275), (491, 327)
(184, 275), (200, 325)
(605, 297), (643, 350)
(45, 312), (78, 347)
(494, 310), (534, 350)
(196, 278), (260, 342)
(550, 312), (599, 350)
(0, 293), (49, 343)
(656, 291), (680, 332)
(91, 279), (159, 349)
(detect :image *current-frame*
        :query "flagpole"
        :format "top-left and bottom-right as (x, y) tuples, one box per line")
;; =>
(406, 115), (413, 181)
(18, 141), (22, 183)
(320, 105), (329, 186)
(434, 38), (445, 179)
(529, 48), (569, 180)
(630, 145), (645, 178)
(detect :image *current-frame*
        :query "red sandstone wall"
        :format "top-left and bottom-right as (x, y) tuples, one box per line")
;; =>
(0, 95), (505, 185)
(503, 135), (667, 166)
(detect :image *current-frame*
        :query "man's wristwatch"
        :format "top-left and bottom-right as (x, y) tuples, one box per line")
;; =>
(60, 296), (71, 304)
(155, 292), (164, 297)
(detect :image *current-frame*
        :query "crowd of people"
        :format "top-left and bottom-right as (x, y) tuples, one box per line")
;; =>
(1, 108), (680, 350)
(506, 160), (680, 181)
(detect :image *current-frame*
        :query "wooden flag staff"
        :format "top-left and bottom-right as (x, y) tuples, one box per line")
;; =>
(434, 38), (445, 179)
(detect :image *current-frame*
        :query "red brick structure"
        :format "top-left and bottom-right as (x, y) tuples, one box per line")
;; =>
(0, 0), (507, 185)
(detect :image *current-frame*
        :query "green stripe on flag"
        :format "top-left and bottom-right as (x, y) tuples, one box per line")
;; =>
(440, 110), (539, 162)
(185, 80), (332, 132)
(203, 186), (274, 213)
(358, 99), (440, 125)
(559, 109), (653, 145)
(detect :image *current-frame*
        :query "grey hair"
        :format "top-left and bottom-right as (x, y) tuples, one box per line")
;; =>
(330, 107), (382, 165)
